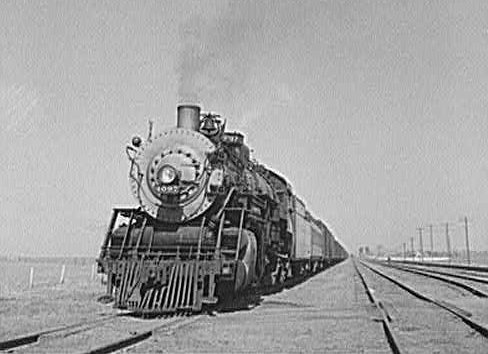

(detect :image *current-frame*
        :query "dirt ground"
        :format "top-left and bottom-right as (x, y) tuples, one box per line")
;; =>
(127, 259), (390, 353)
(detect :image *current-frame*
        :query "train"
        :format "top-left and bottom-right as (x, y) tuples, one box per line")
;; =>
(98, 105), (348, 314)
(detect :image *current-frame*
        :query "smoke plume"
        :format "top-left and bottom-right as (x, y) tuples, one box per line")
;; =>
(177, 2), (268, 119)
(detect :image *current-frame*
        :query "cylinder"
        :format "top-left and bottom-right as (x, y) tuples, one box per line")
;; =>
(177, 105), (201, 131)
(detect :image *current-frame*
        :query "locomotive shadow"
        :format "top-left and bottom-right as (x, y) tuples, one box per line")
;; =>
(211, 261), (344, 314)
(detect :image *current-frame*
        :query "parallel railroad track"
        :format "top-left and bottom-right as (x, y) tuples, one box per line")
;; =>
(386, 262), (488, 282)
(359, 260), (488, 338)
(387, 260), (488, 274)
(372, 261), (488, 297)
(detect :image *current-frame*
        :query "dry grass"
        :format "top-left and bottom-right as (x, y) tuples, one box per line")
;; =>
(0, 258), (112, 339)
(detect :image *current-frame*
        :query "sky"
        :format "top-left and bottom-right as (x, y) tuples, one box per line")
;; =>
(1, 0), (488, 256)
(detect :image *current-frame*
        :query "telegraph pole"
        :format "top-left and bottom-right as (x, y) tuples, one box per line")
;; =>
(410, 237), (414, 260)
(429, 224), (434, 258)
(417, 227), (424, 262)
(403, 243), (406, 260)
(445, 223), (451, 264)
(464, 216), (471, 265)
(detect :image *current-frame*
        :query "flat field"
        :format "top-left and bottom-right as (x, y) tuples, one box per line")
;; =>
(0, 257), (112, 339)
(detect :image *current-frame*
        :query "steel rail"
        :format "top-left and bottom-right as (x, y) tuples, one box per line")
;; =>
(83, 315), (199, 354)
(352, 260), (402, 354)
(359, 260), (488, 337)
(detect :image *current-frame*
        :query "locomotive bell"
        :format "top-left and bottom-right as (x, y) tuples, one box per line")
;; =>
(200, 117), (219, 136)
(177, 105), (200, 131)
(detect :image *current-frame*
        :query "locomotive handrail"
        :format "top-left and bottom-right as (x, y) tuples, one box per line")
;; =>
(197, 216), (206, 261)
(215, 212), (226, 258)
(118, 210), (135, 259)
(236, 208), (246, 261)
(214, 187), (236, 221)
(134, 217), (148, 252)
(223, 207), (251, 212)
(108, 245), (220, 252)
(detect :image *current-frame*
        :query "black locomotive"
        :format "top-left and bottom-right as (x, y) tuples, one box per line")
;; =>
(98, 105), (347, 314)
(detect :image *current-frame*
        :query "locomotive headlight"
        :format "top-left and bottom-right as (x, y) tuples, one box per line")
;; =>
(159, 165), (177, 184)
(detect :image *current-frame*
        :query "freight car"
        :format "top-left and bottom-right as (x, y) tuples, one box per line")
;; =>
(98, 105), (347, 314)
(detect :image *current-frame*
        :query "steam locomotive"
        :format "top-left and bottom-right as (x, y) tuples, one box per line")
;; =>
(98, 105), (347, 314)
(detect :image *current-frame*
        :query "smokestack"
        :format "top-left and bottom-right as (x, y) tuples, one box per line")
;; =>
(177, 105), (201, 131)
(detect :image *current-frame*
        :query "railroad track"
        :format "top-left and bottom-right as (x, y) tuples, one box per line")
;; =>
(0, 311), (200, 353)
(387, 262), (488, 281)
(0, 313), (123, 352)
(392, 261), (488, 281)
(372, 261), (488, 297)
(354, 259), (488, 353)
(352, 260), (401, 354)
(84, 314), (198, 354)
(386, 260), (488, 274)
(359, 260), (488, 335)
